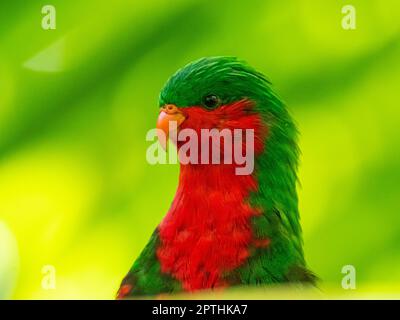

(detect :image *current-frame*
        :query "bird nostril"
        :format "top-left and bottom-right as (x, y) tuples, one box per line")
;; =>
(164, 104), (178, 114)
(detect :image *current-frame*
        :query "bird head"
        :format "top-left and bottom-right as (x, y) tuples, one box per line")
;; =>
(156, 56), (298, 175)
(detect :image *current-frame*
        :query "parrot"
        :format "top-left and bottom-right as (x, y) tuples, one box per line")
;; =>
(117, 56), (316, 298)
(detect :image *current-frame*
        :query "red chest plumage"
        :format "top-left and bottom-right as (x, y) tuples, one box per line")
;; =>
(156, 100), (267, 291)
(157, 164), (259, 290)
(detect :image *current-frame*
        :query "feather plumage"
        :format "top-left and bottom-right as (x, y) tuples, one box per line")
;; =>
(117, 56), (316, 298)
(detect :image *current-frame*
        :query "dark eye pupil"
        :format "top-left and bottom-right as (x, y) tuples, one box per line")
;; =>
(203, 95), (219, 108)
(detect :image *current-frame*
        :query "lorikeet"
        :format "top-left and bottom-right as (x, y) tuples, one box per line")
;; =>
(117, 56), (316, 298)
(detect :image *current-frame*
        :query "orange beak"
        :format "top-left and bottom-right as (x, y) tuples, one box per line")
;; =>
(156, 104), (186, 150)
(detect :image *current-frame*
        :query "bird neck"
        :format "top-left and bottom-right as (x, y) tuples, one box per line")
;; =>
(157, 162), (260, 290)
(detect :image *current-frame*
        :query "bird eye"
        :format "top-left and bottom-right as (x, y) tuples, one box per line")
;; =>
(203, 94), (220, 109)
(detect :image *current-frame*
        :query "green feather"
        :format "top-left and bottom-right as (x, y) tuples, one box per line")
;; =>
(119, 229), (180, 296)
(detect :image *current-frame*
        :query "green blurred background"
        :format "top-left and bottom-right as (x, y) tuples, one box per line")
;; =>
(0, 0), (399, 299)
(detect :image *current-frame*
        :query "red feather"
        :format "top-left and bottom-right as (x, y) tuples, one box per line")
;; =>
(156, 100), (269, 291)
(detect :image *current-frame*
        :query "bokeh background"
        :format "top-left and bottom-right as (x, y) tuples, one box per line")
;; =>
(0, 0), (399, 299)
